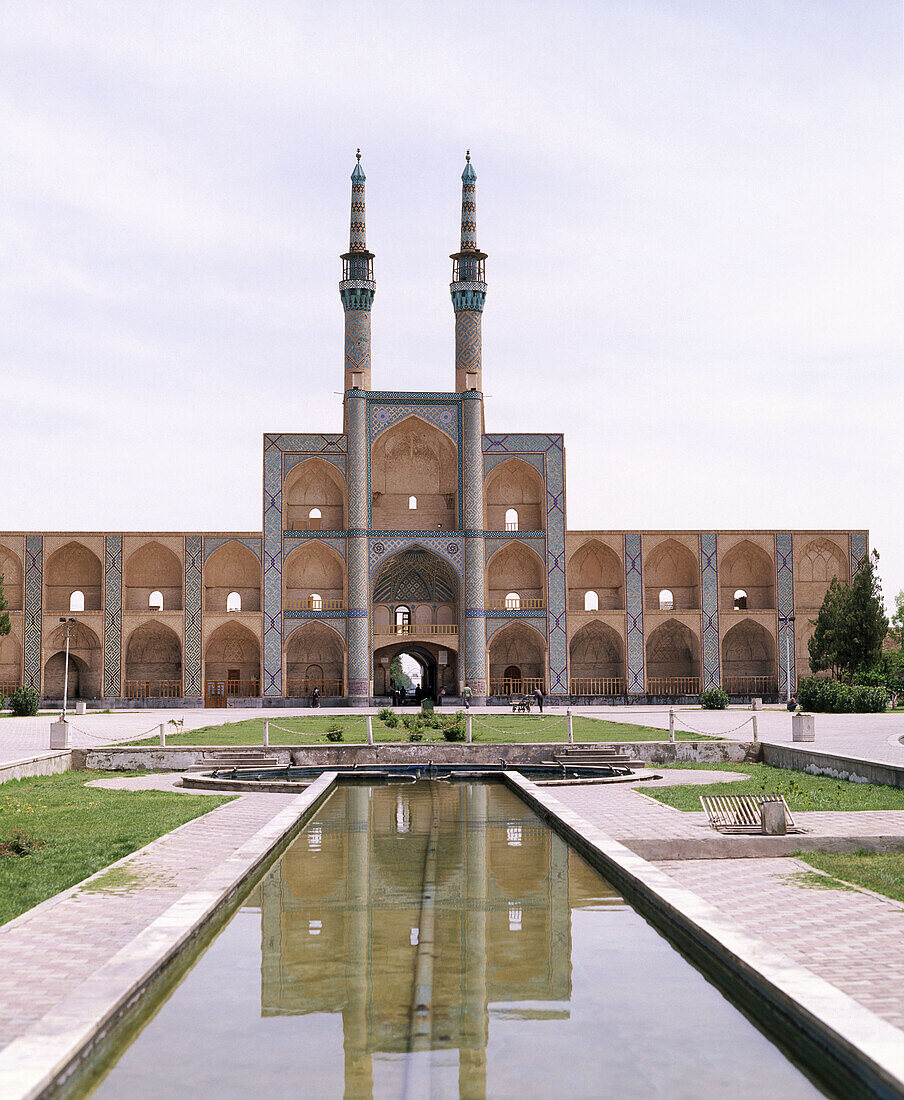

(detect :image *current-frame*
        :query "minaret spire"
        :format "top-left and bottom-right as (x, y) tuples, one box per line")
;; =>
(450, 150), (487, 392)
(340, 148), (375, 391)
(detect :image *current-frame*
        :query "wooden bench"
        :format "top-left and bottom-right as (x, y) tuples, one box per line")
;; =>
(700, 794), (799, 834)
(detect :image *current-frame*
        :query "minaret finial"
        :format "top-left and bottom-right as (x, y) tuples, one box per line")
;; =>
(465, 148), (470, 163)
(356, 147), (361, 163)
(340, 152), (375, 391)
(450, 153), (487, 392)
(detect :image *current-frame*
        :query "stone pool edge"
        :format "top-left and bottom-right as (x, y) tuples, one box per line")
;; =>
(0, 771), (339, 1100)
(504, 771), (904, 1100)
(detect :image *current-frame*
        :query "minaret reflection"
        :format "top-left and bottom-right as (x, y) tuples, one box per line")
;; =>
(255, 783), (617, 1096)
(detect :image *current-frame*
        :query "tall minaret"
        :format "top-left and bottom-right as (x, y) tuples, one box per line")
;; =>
(340, 150), (375, 391)
(450, 151), (488, 392)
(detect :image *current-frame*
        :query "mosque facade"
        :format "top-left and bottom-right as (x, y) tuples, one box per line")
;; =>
(0, 155), (867, 706)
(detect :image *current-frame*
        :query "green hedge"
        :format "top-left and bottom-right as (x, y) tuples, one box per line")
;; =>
(797, 677), (888, 714)
(701, 687), (729, 710)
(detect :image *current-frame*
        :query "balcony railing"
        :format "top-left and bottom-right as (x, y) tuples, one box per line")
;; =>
(286, 679), (344, 698)
(569, 677), (625, 696)
(723, 676), (777, 696)
(373, 624), (458, 636)
(124, 680), (182, 699)
(205, 679), (261, 699)
(489, 677), (544, 696)
(285, 598), (345, 612)
(646, 677), (701, 696)
(0, 682), (21, 699)
(486, 598), (545, 611)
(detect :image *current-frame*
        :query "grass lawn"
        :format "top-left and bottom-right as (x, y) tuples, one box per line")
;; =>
(120, 713), (711, 746)
(0, 772), (233, 926)
(794, 852), (904, 904)
(642, 762), (904, 812)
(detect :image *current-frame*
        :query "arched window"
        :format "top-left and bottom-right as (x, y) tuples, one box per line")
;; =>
(148, 590), (164, 611)
(658, 589), (673, 611)
(408, 495), (417, 510)
(584, 590), (599, 611)
(308, 507), (322, 532)
(733, 589), (748, 611)
(505, 508), (519, 532)
(69, 590), (85, 613)
(227, 591), (242, 613)
(505, 592), (521, 610)
(310, 593), (323, 610)
(395, 605), (411, 632)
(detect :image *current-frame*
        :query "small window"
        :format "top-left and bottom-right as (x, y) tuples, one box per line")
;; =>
(584, 591), (599, 611)
(395, 605), (411, 631)
(227, 591), (242, 613)
(310, 593), (323, 610)
(505, 508), (519, 532)
(408, 496), (417, 510)
(733, 589), (748, 611)
(508, 904), (522, 932)
(505, 592), (521, 610)
(69, 590), (85, 613)
(148, 590), (164, 611)
(308, 507), (322, 532)
(658, 589), (673, 611)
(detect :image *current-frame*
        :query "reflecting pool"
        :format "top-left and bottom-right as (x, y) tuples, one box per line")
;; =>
(89, 782), (827, 1098)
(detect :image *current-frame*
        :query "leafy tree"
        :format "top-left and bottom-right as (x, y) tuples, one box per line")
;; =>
(0, 572), (10, 640)
(808, 550), (888, 682)
(389, 655), (413, 692)
(889, 589), (904, 646)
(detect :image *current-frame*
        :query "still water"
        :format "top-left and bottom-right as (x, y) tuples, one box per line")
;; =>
(90, 782), (826, 1098)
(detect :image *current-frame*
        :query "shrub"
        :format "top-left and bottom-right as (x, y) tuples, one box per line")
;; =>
(409, 728), (424, 742)
(9, 685), (39, 717)
(0, 831), (44, 858)
(701, 687), (729, 710)
(0, 695), (6, 712)
(325, 723), (344, 743)
(383, 711), (399, 729)
(401, 714), (413, 730)
(797, 677), (888, 714)
(442, 717), (466, 742)
(377, 707), (394, 722)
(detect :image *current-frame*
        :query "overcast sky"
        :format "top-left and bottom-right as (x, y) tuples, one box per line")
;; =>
(2, 2), (902, 606)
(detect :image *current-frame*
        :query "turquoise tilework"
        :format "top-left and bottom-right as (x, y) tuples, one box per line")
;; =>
(203, 536), (262, 563)
(776, 532), (795, 696)
(850, 532), (868, 577)
(103, 535), (122, 697)
(24, 535), (42, 691)
(700, 532), (720, 690)
(625, 533), (644, 694)
(183, 536), (202, 696)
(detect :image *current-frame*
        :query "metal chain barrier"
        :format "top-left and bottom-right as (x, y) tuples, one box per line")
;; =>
(65, 722), (163, 743)
(673, 713), (755, 737)
(471, 716), (566, 735)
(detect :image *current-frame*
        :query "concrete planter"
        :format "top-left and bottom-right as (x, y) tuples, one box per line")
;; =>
(50, 720), (71, 750)
(792, 713), (815, 742)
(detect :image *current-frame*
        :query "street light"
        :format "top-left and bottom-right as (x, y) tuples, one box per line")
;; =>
(778, 614), (796, 705)
(58, 617), (77, 719)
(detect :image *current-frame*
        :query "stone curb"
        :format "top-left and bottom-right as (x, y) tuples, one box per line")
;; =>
(0, 771), (338, 1100)
(504, 771), (904, 1100)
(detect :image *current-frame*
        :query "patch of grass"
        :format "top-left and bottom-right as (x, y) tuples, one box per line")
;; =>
(783, 870), (856, 893)
(118, 713), (711, 745)
(643, 762), (904, 812)
(0, 772), (232, 926)
(795, 851), (904, 905)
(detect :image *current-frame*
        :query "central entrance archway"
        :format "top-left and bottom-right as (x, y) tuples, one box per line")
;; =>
(374, 643), (439, 703)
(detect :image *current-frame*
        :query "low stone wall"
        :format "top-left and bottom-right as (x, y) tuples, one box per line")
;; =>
(762, 743), (904, 789)
(76, 740), (756, 772)
(0, 751), (72, 783)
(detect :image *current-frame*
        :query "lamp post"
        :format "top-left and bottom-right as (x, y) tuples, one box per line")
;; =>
(59, 617), (76, 719)
(778, 614), (795, 704)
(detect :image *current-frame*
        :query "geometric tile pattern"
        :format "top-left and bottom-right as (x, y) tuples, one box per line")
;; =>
(346, 393), (371, 697)
(283, 451), (347, 479)
(455, 311), (481, 377)
(202, 535), (262, 563)
(700, 532), (720, 690)
(284, 534), (347, 561)
(263, 439), (285, 697)
(23, 535), (42, 692)
(183, 535), (202, 697)
(462, 394), (486, 694)
(624, 533), (644, 694)
(369, 536), (462, 575)
(850, 531), (868, 578)
(369, 400), (460, 443)
(344, 310), (372, 374)
(103, 535), (123, 697)
(482, 451), (545, 478)
(486, 615), (546, 643)
(775, 532), (795, 697)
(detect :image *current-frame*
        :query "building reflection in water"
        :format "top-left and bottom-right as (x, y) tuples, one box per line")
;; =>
(247, 782), (619, 1097)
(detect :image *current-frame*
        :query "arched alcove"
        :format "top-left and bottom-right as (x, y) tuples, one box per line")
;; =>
(371, 417), (458, 531)
(45, 543), (103, 612)
(43, 621), (102, 699)
(372, 547), (458, 630)
(124, 542), (183, 611)
(797, 538), (849, 609)
(204, 622), (261, 696)
(0, 546), (24, 610)
(645, 619), (700, 693)
(0, 634), (22, 691)
(204, 541), (262, 612)
(485, 458), (545, 532)
(285, 622), (345, 697)
(720, 541), (775, 610)
(569, 621), (624, 695)
(567, 541), (623, 611)
(124, 621), (182, 697)
(486, 541), (545, 609)
(284, 458), (345, 532)
(488, 622), (546, 695)
(644, 539), (699, 611)
(721, 619), (776, 693)
(284, 542), (345, 610)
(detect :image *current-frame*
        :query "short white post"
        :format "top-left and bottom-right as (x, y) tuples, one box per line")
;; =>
(668, 707), (675, 743)
(158, 723), (166, 747)
(263, 720), (269, 748)
(466, 713), (473, 744)
(566, 708), (574, 745)
(751, 714), (758, 743)
(366, 715), (374, 746)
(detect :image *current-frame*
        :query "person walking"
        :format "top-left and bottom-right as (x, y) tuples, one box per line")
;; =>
(311, 687), (320, 708)
(463, 684), (472, 709)
(438, 686), (445, 707)
(533, 686), (543, 713)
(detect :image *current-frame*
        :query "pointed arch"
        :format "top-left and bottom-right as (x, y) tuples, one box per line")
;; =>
(284, 541), (345, 609)
(488, 621), (547, 695)
(284, 457), (346, 532)
(370, 415), (458, 531)
(486, 539), (545, 608)
(204, 541), (262, 612)
(719, 540), (775, 610)
(285, 621), (345, 697)
(797, 537), (849, 609)
(569, 620), (625, 694)
(485, 458), (545, 532)
(567, 540), (623, 610)
(0, 634), (22, 692)
(43, 621), (102, 699)
(721, 619), (776, 693)
(124, 541), (182, 611)
(204, 621), (261, 695)
(0, 545), (24, 610)
(124, 621), (182, 697)
(644, 539), (699, 611)
(45, 542), (103, 612)
(645, 618), (700, 692)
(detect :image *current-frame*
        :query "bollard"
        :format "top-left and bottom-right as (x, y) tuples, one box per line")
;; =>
(159, 723), (166, 747)
(263, 720), (269, 748)
(668, 707), (675, 743)
(751, 714), (758, 743)
(366, 715), (374, 746)
(50, 719), (70, 750)
(566, 708), (574, 745)
(466, 713), (473, 744)
(760, 800), (786, 835)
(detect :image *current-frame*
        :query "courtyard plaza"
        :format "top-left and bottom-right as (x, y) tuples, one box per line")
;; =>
(1, 707), (904, 1092)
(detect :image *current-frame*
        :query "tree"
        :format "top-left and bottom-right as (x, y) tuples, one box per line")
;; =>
(890, 589), (904, 646)
(0, 572), (10, 640)
(808, 550), (888, 682)
(389, 655), (413, 692)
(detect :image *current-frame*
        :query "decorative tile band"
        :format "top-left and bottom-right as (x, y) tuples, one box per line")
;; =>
(202, 535), (262, 563)
(544, 442), (567, 694)
(850, 531), (868, 578)
(625, 533), (644, 694)
(103, 535), (123, 697)
(700, 532), (720, 691)
(24, 535), (42, 692)
(263, 441), (284, 697)
(183, 535), (202, 697)
(776, 532), (795, 697)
